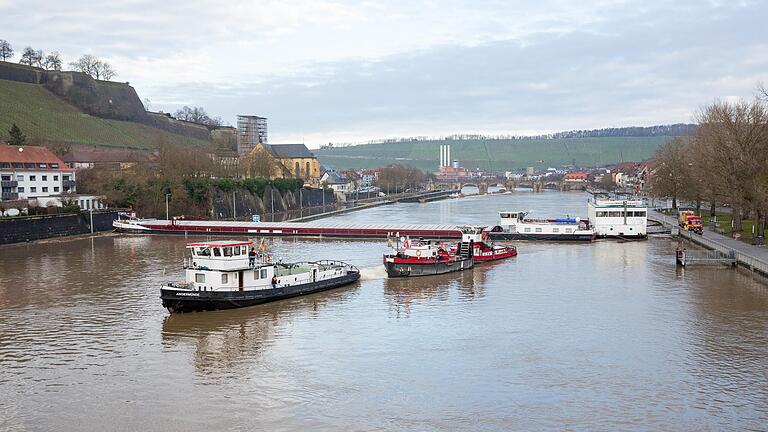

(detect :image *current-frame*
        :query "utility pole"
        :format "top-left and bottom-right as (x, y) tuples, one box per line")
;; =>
(165, 193), (170, 221)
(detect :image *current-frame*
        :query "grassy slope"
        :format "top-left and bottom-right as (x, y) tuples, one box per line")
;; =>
(0, 79), (209, 149)
(315, 136), (674, 171)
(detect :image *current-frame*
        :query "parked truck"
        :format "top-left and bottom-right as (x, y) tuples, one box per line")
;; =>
(679, 210), (703, 235)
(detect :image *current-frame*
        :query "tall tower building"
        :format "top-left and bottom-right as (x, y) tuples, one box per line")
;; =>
(237, 115), (268, 156)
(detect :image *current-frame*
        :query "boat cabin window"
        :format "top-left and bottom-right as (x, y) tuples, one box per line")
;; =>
(260, 268), (268, 279)
(223, 247), (233, 257)
(553, 228), (559, 233)
(213, 248), (221, 257)
(565, 228), (573, 233)
(535, 228), (542, 233)
(195, 247), (211, 256)
(609, 211), (622, 217)
(221, 274), (228, 284)
(596, 211), (608, 217)
(630, 210), (646, 217)
(234, 247), (241, 256)
(524, 228), (531, 233)
(500, 212), (516, 219)
(195, 273), (206, 283)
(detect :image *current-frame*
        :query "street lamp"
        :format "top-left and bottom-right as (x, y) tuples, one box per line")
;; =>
(165, 193), (171, 221)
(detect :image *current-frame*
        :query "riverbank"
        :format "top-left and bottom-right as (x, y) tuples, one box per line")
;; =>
(289, 190), (454, 222)
(0, 210), (120, 245)
(649, 209), (768, 277)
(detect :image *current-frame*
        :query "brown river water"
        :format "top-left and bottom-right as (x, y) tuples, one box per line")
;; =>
(1, 191), (767, 431)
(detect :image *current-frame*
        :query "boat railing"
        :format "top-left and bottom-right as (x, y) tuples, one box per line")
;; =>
(313, 260), (359, 273)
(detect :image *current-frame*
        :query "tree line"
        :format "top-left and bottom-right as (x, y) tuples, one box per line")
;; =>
(650, 87), (768, 242)
(0, 38), (117, 80)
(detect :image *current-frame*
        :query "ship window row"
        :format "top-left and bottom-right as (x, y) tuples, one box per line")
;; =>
(192, 245), (248, 257)
(595, 211), (646, 217)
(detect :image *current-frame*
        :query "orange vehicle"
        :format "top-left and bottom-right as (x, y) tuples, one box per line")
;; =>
(678, 210), (703, 234)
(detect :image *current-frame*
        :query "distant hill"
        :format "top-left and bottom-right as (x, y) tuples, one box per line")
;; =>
(315, 126), (695, 171)
(0, 79), (209, 149)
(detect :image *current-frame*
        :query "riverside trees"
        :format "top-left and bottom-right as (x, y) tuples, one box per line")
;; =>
(651, 95), (768, 241)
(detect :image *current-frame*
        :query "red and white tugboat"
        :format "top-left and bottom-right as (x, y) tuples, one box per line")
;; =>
(383, 226), (482, 278)
(450, 225), (517, 262)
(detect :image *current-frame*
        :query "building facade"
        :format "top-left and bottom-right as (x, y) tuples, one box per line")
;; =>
(247, 143), (321, 186)
(237, 115), (268, 156)
(1, 145), (76, 201)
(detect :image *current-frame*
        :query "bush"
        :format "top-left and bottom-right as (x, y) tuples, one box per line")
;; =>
(271, 178), (304, 193)
(183, 177), (211, 205)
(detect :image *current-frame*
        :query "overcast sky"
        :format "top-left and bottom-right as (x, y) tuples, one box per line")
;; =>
(2, 0), (766, 146)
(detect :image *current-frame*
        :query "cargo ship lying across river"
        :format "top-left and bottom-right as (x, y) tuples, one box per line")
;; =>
(160, 240), (359, 313)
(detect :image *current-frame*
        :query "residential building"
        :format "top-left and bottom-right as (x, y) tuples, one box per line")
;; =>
(321, 170), (352, 193)
(0, 145), (76, 201)
(359, 169), (379, 187)
(564, 172), (590, 183)
(59, 147), (153, 170)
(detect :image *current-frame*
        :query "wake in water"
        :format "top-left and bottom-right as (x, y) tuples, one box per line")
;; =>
(358, 265), (388, 281)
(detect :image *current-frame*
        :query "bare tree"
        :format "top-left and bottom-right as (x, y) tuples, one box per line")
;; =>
(97, 61), (117, 80)
(43, 51), (62, 70)
(649, 137), (696, 210)
(33, 49), (44, 68)
(19, 46), (36, 66)
(0, 39), (13, 61)
(173, 106), (222, 127)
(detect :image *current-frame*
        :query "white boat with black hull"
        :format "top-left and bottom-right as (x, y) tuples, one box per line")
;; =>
(161, 240), (359, 313)
(489, 211), (596, 241)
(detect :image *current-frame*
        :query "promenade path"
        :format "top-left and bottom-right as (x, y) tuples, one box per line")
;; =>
(650, 209), (768, 275)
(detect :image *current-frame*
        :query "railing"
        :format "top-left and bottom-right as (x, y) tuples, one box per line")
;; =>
(63, 180), (76, 188)
(313, 260), (359, 273)
(652, 210), (768, 275)
(1, 192), (19, 200)
(1, 180), (18, 188)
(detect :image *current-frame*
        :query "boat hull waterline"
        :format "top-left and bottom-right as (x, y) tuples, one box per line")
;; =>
(161, 271), (360, 313)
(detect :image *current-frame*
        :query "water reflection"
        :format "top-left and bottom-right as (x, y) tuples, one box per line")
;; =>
(161, 283), (361, 378)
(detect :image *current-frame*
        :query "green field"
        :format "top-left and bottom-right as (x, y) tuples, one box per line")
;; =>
(0, 79), (209, 149)
(316, 136), (675, 171)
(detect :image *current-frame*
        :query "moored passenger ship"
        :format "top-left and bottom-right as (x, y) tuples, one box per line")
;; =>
(161, 240), (359, 313)
(587, 199), (647, 238)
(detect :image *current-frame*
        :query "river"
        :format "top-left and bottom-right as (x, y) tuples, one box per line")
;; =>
(1, 191), (767, 431)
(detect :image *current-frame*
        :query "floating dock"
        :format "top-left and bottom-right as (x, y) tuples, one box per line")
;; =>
(114, 219), (463, 239)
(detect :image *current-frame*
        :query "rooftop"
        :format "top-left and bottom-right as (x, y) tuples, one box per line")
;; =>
(0, 145), (73, 171)
(264, 143), (316, 159)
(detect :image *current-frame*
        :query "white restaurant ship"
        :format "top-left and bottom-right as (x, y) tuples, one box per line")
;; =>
(587, 199), (647, 238)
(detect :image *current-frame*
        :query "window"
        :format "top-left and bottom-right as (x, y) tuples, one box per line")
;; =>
(29, 175), (36, 181)
(241, 246), (247, 254)
(234, 247), (240, 256)
(221, 274), (229, 284)
(223, 247), (233, 257)
(596, 211), (607, 217)
(42, 175), (47, 181)
(295, 161), (300, 177)
(565, 228), (573, 233)
(608, 211), (621, 217)
(1, 175), (9, 181)
(63, 175), (70, 181)
(17, 187), (24, 193)
(49, 163), (59, 169)
(16, 175), (23, 181)
(553, 228), (559, 233)
(12, 163), (22, 168)
(54, 175), (58, 181)
(213, 248), (221, 257)
(306, 162), (311, 178)
(30, 187), (36, 192)
(24, 163), (35, 168)
(524, 227), (531, 233)
(54, 187), (59, 192)
(634, 211), (646, 217)
(535, 227), (543, 233)
(38, 163), (47, 168)
(195, 273), (206, 283)
(0, 162), (9, 168)
(260, 269), (268, 279)
(42, 187), (48, 192)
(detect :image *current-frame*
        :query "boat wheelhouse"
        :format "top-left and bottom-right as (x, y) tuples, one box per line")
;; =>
(587, 199), (647, 238)
(490, 211), (595, 241)
(161, 240), (359, 313)
(450, 226), (518, 261)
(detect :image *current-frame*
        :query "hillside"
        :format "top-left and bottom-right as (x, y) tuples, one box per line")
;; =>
(0, 79), (209, 149)
(316, 136), (678, 171)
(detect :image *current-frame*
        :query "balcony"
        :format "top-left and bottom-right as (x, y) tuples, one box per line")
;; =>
(63, 180), (77, 188)
(2, 192), (19, 200)
(1, 180), (18, 188)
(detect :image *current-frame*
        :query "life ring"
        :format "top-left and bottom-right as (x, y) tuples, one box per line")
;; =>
(416, 250), (421, 257)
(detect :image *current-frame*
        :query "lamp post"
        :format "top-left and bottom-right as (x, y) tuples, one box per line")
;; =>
(232, 190), (236, 220)
(165, 193), (170, 221)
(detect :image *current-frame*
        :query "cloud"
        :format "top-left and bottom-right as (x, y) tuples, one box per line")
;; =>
(1, 0), (766, 145)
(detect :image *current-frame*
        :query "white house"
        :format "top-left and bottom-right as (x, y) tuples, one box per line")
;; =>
(1, 145), (76, 201)
(321, 170), (352, 193)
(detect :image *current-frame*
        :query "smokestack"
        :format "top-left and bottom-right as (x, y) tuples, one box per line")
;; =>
(447, 145), (451, 167)
(440, 145), (444, 167)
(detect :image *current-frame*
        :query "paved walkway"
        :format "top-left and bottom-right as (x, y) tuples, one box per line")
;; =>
(650, 209), (768, 269)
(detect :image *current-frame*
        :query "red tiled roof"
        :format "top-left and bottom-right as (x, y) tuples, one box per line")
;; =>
(0, 145), (73, 171)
